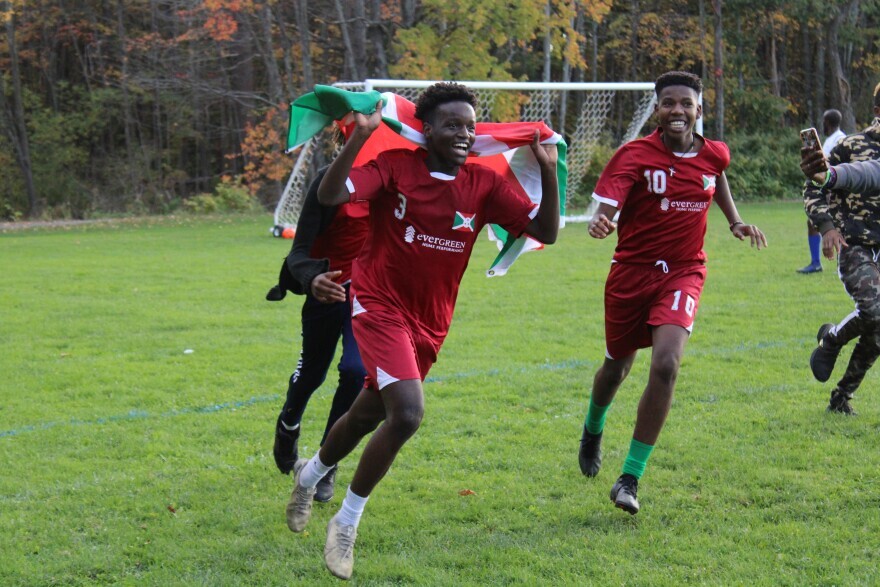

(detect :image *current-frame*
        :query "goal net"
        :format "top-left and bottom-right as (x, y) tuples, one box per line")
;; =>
(272, 80), (657, 233)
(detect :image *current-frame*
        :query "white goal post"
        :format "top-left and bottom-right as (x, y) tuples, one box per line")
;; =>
(272, 79), (685, 233)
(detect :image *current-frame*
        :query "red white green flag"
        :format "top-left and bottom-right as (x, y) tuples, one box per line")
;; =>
(287, 85), (567, 277)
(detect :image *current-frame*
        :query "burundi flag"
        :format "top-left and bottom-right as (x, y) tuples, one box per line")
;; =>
(452, 211), (476, 232)
(702, 174), (717, 191)
(286, 84), (568, 277)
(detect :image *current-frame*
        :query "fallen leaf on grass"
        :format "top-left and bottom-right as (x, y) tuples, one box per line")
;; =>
(167, 505), (177, 515)
(458, 489), (476, 496)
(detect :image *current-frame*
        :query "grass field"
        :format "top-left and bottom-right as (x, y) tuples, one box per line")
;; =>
(2, 203), (879, 586)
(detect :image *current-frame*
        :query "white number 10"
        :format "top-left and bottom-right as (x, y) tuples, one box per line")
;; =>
(644, 169), (667, 194)
(671, 290), (695, 317)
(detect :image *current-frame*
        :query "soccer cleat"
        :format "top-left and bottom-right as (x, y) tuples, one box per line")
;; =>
(273, 414), (300, 475)
(315, 465), (338, 503)
(324, 513), (357, 580)
(578, 428), (603, 477)
(810, 323), (840, 383)
(827, 390), (857, 415)
(796, 263), (823, 274)
(609, 474), (640, 515)
(286, 458), (316, 532)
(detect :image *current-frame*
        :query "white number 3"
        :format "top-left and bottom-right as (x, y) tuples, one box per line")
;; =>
(671, 290), (695, 317)
(394, 193), (407, 220)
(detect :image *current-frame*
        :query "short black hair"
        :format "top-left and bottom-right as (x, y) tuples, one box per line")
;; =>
(414, 82), (478, 123)
(654, 71), (703, 97)
(823, 109), (842, 127)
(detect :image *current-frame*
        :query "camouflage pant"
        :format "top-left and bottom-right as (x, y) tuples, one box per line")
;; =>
(827, 245), (880, 396)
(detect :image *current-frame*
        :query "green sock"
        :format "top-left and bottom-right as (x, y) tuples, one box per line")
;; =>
(622, 438), (654, 479)
(583, 396), (612, 435)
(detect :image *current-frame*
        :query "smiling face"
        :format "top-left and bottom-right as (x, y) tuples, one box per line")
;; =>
(422, 101), (477, 175)
(655, 85), (702, 150)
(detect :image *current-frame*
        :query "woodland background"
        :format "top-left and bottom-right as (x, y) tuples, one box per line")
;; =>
(0, 0), (878, 220)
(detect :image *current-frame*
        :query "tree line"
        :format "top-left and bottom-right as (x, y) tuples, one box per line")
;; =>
(0, 0), (877, 220)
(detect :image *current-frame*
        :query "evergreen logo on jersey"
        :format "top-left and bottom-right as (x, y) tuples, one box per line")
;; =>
(661, 196), (708, 214)
(416, 233), (467, 253)
(702, 175), (717, 191)
(452, 211), (476, 232)
(404, 225), (415, 243)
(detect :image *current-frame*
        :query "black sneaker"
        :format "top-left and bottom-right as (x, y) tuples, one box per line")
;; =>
(273, 414), (300, 474)
(578, 428), (602, 477)
(827, 390), (857, 415)
(796, 263), (822, 274)
(609, 474), (640, 515)
(314, 465), (338, 503)
(810, 323), (840, 383)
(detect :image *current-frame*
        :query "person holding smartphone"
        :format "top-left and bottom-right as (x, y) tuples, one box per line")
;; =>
(802, 83), (880, 414)
(797, 111), (846, 274)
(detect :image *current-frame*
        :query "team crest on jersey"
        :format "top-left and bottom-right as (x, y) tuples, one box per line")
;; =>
(452, 211), (476, 232)
(702, 175), (717, 191)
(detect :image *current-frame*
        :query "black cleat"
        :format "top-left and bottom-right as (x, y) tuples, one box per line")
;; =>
(810, 323), (840, 383)
(314, 465), (338, 503)
(610, 474), (640, 515)
(273, 414), (300, 475)
(796, 263), (822, 274)
(827, 390), (857, 415)
(578, 428), (603, 477)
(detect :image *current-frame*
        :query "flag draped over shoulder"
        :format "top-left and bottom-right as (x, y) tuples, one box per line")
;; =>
(287, 85), (568, 277)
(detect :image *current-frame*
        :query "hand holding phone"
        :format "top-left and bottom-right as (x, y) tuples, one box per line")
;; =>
(799, 127), (828, 183)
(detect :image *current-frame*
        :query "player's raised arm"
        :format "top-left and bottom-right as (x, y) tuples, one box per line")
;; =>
(713, 172), (767, 249)
(317, 100), (383, 206)
(523, 130), (560, 244)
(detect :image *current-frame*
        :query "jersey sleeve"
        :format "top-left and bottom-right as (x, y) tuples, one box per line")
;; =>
(482, 172), (539, 238)
(346, 152), (395, 203)
(592, 144), (640, 209)
(713, 140), (731, 172)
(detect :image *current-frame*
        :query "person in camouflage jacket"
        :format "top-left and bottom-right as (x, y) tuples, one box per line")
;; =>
(803, 85), (880, 414)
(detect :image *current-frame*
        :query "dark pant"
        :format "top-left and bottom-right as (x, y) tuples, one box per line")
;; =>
(281, 284), (366, 444)
(828, 245), (880, 397)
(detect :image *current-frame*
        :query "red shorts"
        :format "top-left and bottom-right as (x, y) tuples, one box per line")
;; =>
(351, 306), (441, 391)
(604, 261), (707, 360)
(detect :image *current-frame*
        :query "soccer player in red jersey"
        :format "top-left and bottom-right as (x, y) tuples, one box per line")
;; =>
(577, 71), (767, 515)
(286, 82), (559, 579)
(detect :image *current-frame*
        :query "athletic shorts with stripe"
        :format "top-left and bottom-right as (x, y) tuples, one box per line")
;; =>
(351, 302), (442, 391)
(603, 261), (707, 360)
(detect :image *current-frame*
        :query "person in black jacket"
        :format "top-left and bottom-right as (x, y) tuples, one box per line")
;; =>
(267, 165), (369, 501)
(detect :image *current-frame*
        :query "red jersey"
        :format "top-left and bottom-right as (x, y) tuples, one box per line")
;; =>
(347, 149), (537, 340)
(593, 128), (730, 264)
(310, 200), (369, 284)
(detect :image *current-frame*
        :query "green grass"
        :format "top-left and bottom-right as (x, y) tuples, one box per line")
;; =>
(2, 205), (879, 586)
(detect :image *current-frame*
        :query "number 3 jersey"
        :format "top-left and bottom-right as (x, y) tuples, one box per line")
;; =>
(346, 148), (538, 340)
(592, 128), (730, 264)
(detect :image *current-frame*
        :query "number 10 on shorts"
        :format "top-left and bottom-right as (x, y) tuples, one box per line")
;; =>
(670, 290), (695, 316)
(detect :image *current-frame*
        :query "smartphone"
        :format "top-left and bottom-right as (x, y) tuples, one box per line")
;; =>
(800, 127), (821, 150)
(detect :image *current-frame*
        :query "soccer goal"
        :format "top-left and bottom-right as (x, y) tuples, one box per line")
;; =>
(272, 79), (659, 233)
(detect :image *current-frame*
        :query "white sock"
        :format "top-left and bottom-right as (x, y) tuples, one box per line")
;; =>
(335, 487), (369, 528)
(299, 452), (333, 489)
